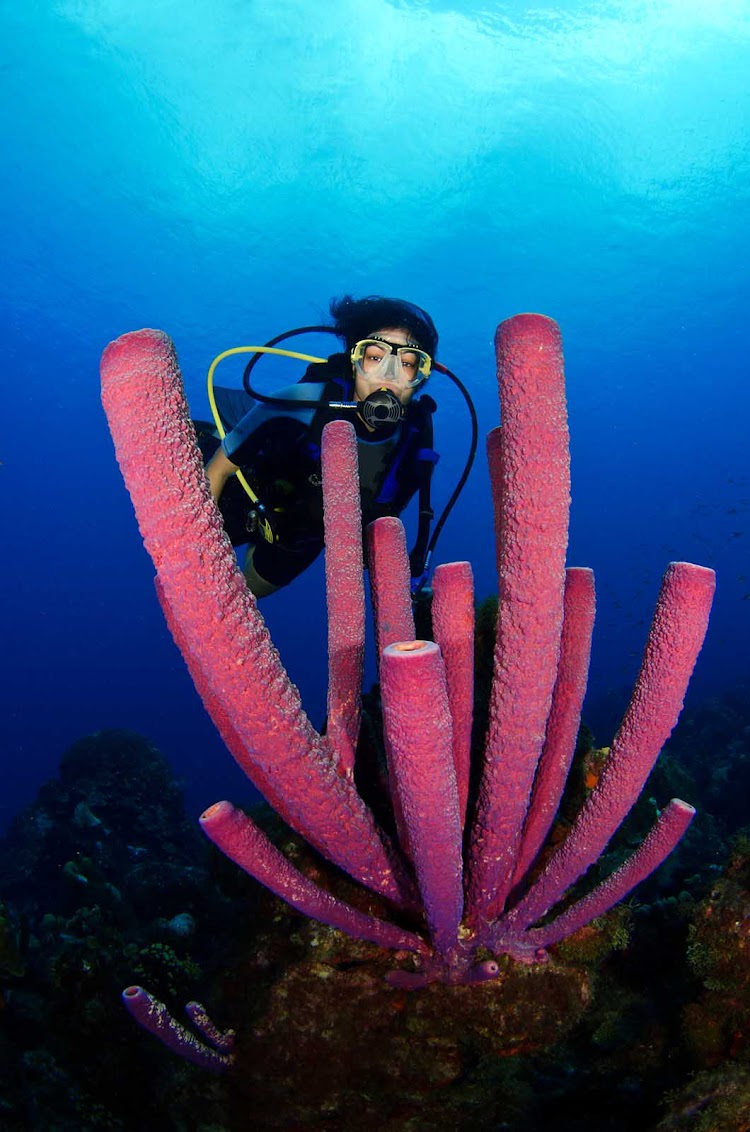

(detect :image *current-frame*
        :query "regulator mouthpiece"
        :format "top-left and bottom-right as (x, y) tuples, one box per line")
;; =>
(359, 388), (404, 428)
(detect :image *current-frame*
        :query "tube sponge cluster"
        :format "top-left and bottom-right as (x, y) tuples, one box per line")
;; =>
(101, 313), (714, 1001)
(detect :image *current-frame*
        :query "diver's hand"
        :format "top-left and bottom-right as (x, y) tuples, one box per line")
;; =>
(206, 447), (240, 502)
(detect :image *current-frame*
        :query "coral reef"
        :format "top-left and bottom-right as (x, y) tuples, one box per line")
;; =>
(99, 313), (714, 1000)
(0, 695), (747, 1128)
(221, 866), (593, 1130)
(683, 839), (750, 1066)
(0, 730), (236, 1128)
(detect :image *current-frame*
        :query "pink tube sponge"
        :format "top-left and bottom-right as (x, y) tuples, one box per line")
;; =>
(505, 560), (715, 935)
(103, 317), (715, 1002)
(467, 314), (571, 923)
(512, 566), (596, 887)
(321, 419), (366, 777)
(431, 561), (475, 828)
(380, 641), (464, 960)
(200, 801), (427, 955)
(100, 329), (411, 907)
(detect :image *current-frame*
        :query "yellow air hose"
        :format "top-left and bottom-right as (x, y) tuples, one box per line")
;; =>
(206, 345), (326, 507)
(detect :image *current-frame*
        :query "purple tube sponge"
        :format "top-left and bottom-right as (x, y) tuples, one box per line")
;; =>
(122, 986), (234, 1073)
(103, 313), (714, 1002)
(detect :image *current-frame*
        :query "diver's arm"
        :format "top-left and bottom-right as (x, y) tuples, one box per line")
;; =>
(209, 383), (326, 503)
(206, 447), (240, 502)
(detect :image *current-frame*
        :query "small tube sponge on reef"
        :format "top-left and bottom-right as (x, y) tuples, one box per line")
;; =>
(100, 313), (714, 1020)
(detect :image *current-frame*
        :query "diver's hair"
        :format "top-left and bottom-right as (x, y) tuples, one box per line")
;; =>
(329, 294), (439, 358)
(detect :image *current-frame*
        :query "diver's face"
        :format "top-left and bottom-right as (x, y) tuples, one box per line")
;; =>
(352, 326), (419, 407)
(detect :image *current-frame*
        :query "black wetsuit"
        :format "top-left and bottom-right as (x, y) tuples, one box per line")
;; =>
(198, 353), (438, 589)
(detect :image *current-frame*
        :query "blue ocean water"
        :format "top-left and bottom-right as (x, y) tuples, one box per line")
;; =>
(2, 0), (748, 837)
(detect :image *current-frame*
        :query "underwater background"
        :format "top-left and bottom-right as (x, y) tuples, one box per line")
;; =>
(2, 2), (750, 1128)
(3, 0), (749, 829)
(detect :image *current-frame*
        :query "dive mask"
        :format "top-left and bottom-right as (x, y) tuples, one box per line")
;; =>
(351, 336), (432, 388)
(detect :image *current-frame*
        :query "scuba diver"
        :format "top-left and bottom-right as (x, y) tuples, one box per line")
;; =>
(199, 294), (476, 598)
